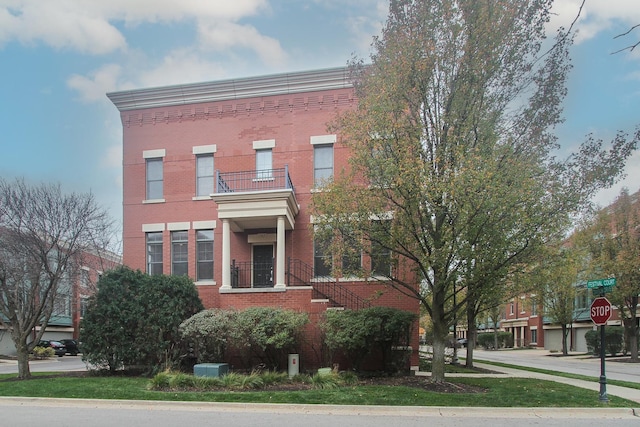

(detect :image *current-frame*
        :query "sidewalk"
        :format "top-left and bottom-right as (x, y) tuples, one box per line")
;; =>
(414, 361), (640, 405)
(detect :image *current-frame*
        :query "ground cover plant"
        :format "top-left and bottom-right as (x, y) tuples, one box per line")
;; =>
(0, 371), (635, 407)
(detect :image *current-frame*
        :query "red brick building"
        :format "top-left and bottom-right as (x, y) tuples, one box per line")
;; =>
(107, 67), (420, 370)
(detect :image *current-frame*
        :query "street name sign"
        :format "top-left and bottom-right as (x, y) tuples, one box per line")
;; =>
(590, 297), (612, 326)
(587, 278), (616, 289)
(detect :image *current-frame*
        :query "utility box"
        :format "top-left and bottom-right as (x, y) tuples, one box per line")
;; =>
(288, 354), (299, 378)
(194, 363), (229, 378)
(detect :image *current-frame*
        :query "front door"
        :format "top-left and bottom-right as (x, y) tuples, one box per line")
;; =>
(253, 245), (273, 288)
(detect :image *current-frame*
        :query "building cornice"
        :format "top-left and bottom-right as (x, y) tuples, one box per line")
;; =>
(107, 67), (353, 112)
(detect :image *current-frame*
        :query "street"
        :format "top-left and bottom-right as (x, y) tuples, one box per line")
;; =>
(0, 355), (88, 375)
(0, 398), (637, 427)
(471, 348), (640, 383)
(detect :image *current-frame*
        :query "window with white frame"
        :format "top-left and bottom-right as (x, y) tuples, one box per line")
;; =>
(531, 328), (538, 344)
(171, 231), (188, 276)
(146, 158), (163, 200)
(196, 154), (214, 196)
(314, 144), (333, 186)
(256, 148), (272, 179)
(196, 229), (214, 281)
(147, 232), (163, 275)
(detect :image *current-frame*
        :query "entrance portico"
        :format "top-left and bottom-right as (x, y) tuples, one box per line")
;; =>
(212, 168), (299, 290)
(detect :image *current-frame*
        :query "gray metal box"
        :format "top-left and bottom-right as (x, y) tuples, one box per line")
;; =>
(193, 363), (229, 378)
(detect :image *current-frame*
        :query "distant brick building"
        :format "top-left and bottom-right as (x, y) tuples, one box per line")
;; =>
(107, 67), (420, 370)
(500, 189), (640, 352)
(0, 246), (121, 356)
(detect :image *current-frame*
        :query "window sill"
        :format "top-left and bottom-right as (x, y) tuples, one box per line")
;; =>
(252, 177), (274, 182)
(143, 198), (165, 204)
(195, 280), (217, 286)
(192, 195), (212, 201)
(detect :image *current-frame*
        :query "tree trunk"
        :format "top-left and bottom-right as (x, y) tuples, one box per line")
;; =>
(16, 344), (32, 379)
(624, 316), (639, 362)
(561, 324), (568, 356)
(430, 310), (448, 383)
(465, 313), (477, 369)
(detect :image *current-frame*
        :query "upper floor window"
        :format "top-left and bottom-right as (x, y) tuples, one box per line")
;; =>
(311, 135), (336, 187)
(196, 229), (214, 281)
(314, 144), (333, 186)
(147, 232), (163, 275)
(171, 231), (189, 276)
(256, 149), (273, 179)
(253, 139), (275, 180)
(196, 154), (214, 196)
(146, 158), (163, 200)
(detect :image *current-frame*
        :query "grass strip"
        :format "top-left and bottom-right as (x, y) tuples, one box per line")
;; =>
(0, 373), (635, 407)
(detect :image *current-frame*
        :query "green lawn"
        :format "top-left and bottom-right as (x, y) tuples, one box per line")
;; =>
(0, 372), (635, 407)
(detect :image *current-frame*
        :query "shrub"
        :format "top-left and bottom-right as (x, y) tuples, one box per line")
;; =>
(80, 266), (204, 375)
(32, 346), (55, 359)
(321, 306), (416, 373)
(179, 309), (237, 364)
(586, 326), (625, 356)
(230, 307), (309, 370)
(477, 332), (513, 349)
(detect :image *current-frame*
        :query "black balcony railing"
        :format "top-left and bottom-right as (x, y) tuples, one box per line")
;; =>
(286, 258), (371, 311)
(216, 166), (294, 194)
(231, 260), (274, 288)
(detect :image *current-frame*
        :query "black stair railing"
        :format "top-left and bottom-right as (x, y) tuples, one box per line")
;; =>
(286, 257), (371, 311)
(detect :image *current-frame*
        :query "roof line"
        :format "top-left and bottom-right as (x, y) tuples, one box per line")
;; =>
(106, 67), (353, 112)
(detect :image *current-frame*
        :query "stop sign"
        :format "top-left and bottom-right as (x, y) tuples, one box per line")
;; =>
(590, 297), (612, 326)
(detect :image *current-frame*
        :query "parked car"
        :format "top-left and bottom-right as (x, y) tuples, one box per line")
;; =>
(456, 338), (468, 348)
(59, 339), (80, 356)
(37, 340), (66, 357)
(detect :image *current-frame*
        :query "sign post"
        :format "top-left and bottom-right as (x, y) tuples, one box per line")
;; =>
(590, 296), (612, 402)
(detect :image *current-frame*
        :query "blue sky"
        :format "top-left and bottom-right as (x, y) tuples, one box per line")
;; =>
(1, 0), (639, 231)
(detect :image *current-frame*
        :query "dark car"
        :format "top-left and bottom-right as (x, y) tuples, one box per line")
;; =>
(37, 340), (66, 357)
(456, 338), (468, 348)
(59, 339), (80, 356)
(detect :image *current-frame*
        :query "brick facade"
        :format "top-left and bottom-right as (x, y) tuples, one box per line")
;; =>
(109, 68), (421, 371)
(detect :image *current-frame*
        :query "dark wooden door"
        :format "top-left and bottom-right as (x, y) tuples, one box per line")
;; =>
(253, 245), (273, 287)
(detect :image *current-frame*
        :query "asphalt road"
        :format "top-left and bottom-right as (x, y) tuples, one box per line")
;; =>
(0, 399), (637, 427)
(470, 348), (640, 383)
(0, 355), (88, 375)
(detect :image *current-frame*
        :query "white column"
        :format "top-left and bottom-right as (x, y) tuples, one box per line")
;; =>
(275, 215), (286, 288)
(221, 219), (231, 289)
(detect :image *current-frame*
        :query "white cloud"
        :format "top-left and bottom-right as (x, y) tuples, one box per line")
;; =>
(551, 0), (640, 44)
(0, 0), (269, 54)
(198, 21), (287, 66)
(67, 64), (123, 102)
(0, 1), (127, 54)
(137, 49), (228, 88)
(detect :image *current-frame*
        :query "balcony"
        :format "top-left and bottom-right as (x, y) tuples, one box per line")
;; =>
(216, 167), (295, 194)
(212, 167), (299, 232)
